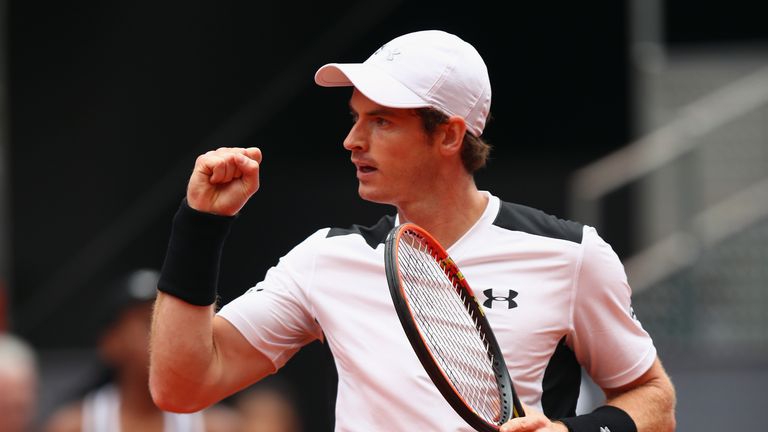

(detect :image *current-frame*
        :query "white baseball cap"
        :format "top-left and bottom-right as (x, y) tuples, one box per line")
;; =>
(314, 30), (491, 137)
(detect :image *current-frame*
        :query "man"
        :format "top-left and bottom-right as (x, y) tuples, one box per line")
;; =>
(150, 30), (676, 431)
(45, 269), (239, 432)
(0, 333), (38, 432)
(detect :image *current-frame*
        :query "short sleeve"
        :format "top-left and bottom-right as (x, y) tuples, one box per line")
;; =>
(217, 230), (325, 370)
(568, 226), (657, 389)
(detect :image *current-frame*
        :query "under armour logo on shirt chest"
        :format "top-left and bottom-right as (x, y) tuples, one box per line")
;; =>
(482, 288), (519, 309)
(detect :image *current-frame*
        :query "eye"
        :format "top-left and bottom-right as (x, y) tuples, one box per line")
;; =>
(349, 112), (359, 124)
(375, 117), (391, 127)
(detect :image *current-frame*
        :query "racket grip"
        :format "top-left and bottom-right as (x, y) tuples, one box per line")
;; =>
(512, 395), (525, 418)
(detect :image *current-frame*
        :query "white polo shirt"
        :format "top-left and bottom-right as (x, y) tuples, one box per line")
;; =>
(218, 192), (656, 431)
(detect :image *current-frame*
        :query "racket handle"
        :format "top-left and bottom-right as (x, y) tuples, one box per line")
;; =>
(512, 396), (526, 418)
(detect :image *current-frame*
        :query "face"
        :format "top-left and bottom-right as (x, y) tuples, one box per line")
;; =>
(100, 302), (153, 371)
(344, 89), (441, 207)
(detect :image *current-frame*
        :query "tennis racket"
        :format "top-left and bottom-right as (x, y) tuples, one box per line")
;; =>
(385, 223), (525, 431)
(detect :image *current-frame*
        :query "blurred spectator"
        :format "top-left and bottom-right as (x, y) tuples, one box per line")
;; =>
(0, 332), (39, 432)
(44, 269), (239, 432)
(233, 377), (302, 432)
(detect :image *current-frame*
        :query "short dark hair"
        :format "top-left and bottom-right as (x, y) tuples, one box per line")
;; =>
(415, 107), (492, 173)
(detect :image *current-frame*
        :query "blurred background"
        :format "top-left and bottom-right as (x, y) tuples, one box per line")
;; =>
(0, 0), (765, 430)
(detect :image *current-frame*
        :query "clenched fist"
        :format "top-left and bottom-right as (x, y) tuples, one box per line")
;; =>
(187, 147), (262, 216)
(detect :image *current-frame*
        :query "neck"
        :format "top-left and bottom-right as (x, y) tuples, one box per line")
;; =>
(396, 176), (487, 249)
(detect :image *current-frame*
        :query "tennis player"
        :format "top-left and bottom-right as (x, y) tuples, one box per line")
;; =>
(150, 30), (676, 431)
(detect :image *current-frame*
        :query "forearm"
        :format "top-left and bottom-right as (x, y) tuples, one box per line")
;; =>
(551, 359), (675, 432)
(149, 293), (221, 412)
(148, 198), (235, 411)
(606, 373), (677, 432)
(149, 150), (263, 411)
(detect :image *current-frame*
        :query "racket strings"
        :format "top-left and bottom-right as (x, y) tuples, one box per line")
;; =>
(398, 233), (503, 424)
(399, 248), (500, 422)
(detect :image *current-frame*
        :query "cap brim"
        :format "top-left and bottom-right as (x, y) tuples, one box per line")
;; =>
(314, 63), (429, 109)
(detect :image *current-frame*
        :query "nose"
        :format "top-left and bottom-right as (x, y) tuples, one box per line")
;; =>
(343, 120), (367, 152)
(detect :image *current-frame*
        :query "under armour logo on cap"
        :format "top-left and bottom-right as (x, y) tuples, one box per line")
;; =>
(373, 45), (401, 61)
(384, 48), (401, 61)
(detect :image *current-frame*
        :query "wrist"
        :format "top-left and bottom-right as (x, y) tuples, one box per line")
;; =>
(558, 405), (636, 432)
(157, 198), (237, 306)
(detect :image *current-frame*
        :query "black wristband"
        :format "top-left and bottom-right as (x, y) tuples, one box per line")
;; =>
(157, 198), (237, 306)
(558, 406), (637, 432)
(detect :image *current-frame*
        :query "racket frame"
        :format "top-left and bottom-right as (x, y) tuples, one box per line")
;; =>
(385, 223), (524, 431)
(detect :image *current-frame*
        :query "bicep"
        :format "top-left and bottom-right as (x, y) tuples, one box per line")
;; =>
(600, 357), (677, 430)
(210, 316), (277, 397)
(602, 357), (672, 400)
(206, 234), (323, 398)
(571, 228), (657, 388)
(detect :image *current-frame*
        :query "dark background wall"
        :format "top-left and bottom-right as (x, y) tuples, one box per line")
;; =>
(8, 1), (631, 345)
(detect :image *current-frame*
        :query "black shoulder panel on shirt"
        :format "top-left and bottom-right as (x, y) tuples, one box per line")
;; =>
(326, 215), (396, 249)
(541, 336), (581, 418)
(493, 201), (583, 243)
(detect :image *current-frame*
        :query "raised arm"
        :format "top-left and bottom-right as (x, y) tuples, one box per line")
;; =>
(149, 147), (275, 412)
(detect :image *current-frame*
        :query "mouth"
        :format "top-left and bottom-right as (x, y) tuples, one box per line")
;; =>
(352, 159), (377, 175)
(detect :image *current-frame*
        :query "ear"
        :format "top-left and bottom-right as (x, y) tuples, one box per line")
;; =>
(437, 116), (467, 156)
